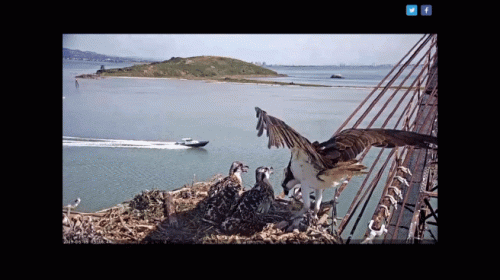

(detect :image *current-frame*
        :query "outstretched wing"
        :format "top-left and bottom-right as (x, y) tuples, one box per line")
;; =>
(318, 128), (438, 164)
(255, 107), (438, 169)
(255, 107), (328, 168)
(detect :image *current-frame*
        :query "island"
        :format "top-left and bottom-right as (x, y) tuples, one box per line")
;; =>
(76, 56), (330, 87)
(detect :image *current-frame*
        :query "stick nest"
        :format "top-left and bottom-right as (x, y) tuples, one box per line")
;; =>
(63, 174), (341, 244)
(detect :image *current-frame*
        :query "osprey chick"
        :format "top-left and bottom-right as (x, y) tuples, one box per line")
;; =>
(221, 166), (275, 235)
(203, 161), (249, 224)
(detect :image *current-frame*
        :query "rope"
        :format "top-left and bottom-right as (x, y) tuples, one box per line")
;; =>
(332, 34), (430, 136)
(332, 34), (438, 240)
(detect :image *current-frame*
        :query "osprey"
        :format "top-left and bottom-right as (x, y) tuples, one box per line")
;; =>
(203, 161), (249, 224)
(221, 166), (275, 235)
(254, 107), (437, 218)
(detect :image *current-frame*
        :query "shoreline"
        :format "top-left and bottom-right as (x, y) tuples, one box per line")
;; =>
(75, 73), (424, 91)
(76, 73), (332, 88)
(73, 56), (423, 90)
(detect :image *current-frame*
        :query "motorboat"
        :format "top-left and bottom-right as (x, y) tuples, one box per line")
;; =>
(330, 74), (344, 79)
(175, 138), (209, 147)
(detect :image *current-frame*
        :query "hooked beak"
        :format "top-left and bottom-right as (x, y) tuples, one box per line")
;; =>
(242, 165), (249, 173)
(282, 181), (300, 198)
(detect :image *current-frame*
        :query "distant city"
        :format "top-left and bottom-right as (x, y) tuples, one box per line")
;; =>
(265, 63), (398, 68)
(63, 48), (157, 63)
(243, 61), (403, 68)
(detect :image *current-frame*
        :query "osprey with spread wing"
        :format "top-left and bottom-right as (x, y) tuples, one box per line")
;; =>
(254, 107), (437, 218)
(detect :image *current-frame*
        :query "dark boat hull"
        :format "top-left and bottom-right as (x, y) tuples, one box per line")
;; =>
(176, 141), (209, 147)
(330, 74), (344, 79)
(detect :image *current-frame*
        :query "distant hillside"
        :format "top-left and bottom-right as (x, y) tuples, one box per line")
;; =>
(63, 48), (155, 63)
(96, 56), (281, 78)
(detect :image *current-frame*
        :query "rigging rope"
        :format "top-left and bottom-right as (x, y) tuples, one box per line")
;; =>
(332, 34), (438, 241)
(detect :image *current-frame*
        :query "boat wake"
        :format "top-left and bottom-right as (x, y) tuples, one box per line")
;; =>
(63, 136), (190, 149)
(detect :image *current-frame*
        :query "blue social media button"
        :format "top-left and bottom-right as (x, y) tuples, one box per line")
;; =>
(421, 5), (432, 16)
(406, 5), (418, 16)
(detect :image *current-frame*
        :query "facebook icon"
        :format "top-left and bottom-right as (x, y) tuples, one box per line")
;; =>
(421, 5), (432, 16)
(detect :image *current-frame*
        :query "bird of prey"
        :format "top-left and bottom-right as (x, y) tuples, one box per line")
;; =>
(203, 161), (249, 224)
(221, 166), (275, 235)
(254, 107), (437, 218)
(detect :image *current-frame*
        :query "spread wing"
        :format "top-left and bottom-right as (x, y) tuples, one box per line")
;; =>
(318, 128), (438, 164)
(255, 107), (438, 170)
(255, 107), (328, 169)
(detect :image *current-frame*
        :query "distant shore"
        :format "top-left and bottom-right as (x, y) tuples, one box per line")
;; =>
(76, 74), (425, 90)
(75, 56), (331, 88)
(74, 56), (424, 90)
(76, 72), (332, 88)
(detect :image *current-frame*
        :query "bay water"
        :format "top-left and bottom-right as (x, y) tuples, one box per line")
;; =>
(63, 59), (417, 240)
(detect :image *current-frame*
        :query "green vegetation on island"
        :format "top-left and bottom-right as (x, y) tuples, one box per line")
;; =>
(77, 56), (330, 87)
(73, 55), (424, 89)
(97, 56), (278, 78)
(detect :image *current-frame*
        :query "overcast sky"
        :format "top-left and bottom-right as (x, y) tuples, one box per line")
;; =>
(63, 34), (424, 65)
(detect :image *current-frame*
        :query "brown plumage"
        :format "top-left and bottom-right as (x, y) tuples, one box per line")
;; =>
(221, 166), (275, 235)
(203, 161), (249, 224)
(256, 107), (437, 171)
(254, 107), (437, 217)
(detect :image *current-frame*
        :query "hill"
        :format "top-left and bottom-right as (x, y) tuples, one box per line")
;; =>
(77, 56), (332, 87)
(96, 56), (281, 79)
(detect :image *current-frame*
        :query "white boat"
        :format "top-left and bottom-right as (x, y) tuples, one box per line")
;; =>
(175, 138), (209, 147)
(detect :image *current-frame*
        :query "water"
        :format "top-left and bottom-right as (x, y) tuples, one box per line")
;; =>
(63, 60), (417, 240)
(257, 65), (423, 88)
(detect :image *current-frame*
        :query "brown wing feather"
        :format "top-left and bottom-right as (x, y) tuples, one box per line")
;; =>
(255, 107), (328, 169)
(318, 128), (437, 164)
(255, 107), (438, 170)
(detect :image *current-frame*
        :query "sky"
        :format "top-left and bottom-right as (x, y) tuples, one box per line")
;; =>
(63, 34), (424, 65)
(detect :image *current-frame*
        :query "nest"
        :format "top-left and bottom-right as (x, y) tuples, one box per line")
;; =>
(62, 215), (110, 244)
(63, 174), (341, 244)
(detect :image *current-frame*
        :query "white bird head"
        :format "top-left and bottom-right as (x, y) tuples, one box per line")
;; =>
(256, 166), (273, 181)
(229, 161), (249, 175)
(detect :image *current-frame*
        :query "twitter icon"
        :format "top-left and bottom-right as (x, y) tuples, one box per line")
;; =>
(406, 5), (418, 16)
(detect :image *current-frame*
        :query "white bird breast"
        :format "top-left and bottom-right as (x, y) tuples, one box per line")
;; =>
(233, 172), (243, 185)
(290, 148), (343, 190)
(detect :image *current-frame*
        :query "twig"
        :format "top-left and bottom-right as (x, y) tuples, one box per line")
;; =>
(164, 191), (179, 228)
(118, 216), (131, 230)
